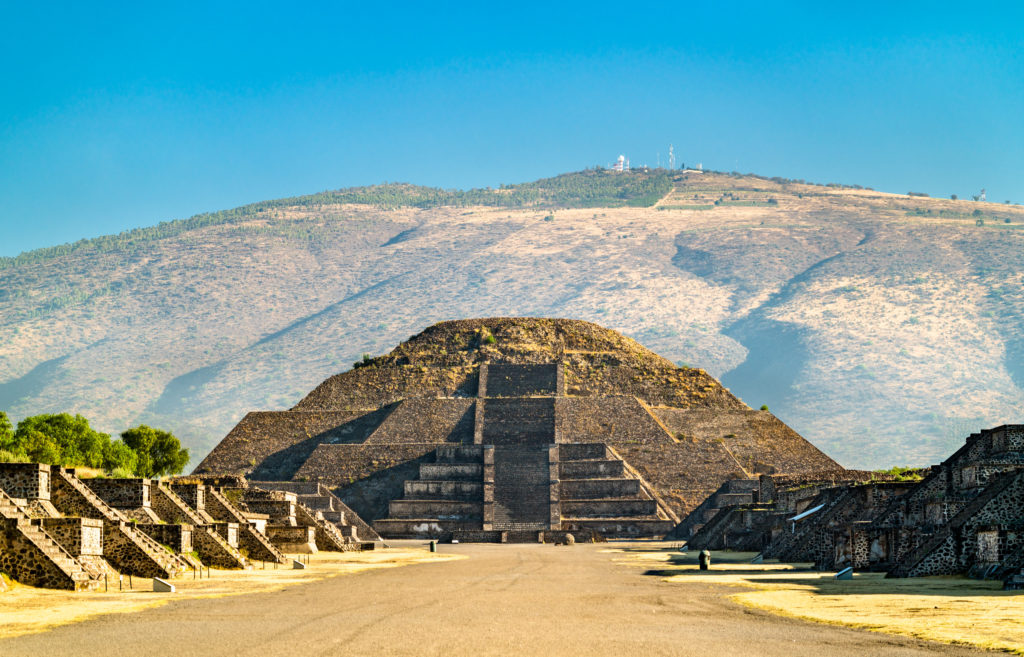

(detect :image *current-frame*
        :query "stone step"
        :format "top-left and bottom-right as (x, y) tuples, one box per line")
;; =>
(560, 518), (675, 537)
(372, 518), (480, 539)
(560, 478), (641, 499)
(559, 460), (624, 479)
(558, 443), (609, 461)
(560, 499), (658, 518)
(483, 363), (559, 397)
(404, 481), (483, 500)
(387, 500), (482, 521)
(419, 463), (482, 481)
(435, 445), (486, 463)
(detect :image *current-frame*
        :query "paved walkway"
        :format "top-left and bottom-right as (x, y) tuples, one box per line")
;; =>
(0, 542), (991, 657)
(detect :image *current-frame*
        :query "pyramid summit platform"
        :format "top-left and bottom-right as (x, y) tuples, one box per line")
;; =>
(195, 317), (841, 540)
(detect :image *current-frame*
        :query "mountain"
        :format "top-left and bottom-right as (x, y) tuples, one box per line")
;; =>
(1, 169), (1022, 468)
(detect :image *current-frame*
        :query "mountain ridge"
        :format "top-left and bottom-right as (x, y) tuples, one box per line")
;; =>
(1, 169), (1022, 469)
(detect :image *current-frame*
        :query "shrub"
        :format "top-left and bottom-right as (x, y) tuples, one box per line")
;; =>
(760, 404), (770, 411)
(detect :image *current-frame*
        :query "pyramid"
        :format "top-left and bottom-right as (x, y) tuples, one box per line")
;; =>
(195, 318), (841, 539)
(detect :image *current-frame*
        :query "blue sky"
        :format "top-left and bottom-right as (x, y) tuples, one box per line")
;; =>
(1, 1), (1022, 257)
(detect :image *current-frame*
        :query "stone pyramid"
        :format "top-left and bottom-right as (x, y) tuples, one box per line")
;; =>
(195, 318), (841, 539)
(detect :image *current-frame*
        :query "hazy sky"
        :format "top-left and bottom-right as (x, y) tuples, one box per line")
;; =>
(2, 2), (1022, 257)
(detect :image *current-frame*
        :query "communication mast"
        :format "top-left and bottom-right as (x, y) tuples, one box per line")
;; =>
(668, 144), (675, 170)
(980, 188), (987, 202)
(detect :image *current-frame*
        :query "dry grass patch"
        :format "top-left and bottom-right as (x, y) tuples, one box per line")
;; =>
(0, 547), (463, 639)
(612, 546), (1024, 655)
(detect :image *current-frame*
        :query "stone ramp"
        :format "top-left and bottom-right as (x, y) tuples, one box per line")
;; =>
(481, 362), (560, 397)
(0, 490), (99, 591)
(480, 397), (557, 446)
(491, 447), (551, 530)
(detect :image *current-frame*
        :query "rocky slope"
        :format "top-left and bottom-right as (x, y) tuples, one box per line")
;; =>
(1, 170), (1021, 468)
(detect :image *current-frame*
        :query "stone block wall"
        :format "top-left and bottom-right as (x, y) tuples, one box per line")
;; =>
(40, 517), (103, 556)
(138, 523), (193, 554)
(266, 525), (317, 553)
(84, 479), (151, 509)
(0, 463), (51, 501)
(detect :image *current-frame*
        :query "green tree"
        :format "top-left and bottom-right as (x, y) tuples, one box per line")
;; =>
(121, 425), (189, 477)
(102, 440), (138, 474)
(13, 413), (110, 468)
(0, 411), (12, 446)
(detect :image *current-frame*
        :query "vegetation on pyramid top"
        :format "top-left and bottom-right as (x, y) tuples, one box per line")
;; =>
(295, 317), (744, 412)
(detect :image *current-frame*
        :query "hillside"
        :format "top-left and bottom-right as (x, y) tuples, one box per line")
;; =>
(1, 169), (1022, 468)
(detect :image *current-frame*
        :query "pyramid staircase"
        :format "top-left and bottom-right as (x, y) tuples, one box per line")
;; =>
(0, 489), (99, 591)
(558, 443), (676, 537)
(373, 362), (676, 541)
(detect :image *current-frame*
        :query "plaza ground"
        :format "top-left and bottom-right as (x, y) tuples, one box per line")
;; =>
(0, 541), (1012, 656)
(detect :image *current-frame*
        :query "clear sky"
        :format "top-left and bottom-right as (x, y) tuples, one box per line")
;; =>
(1, 1), (1022, 257)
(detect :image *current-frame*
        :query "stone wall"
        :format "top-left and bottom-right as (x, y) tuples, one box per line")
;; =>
(0, 463), (51, 501)
(84, 479), (151, 509)
(652, 408), (841, 474)
(0, 519), (80, 590)
(40, 517), (103, 556)
(139, 523), (193, 554)
(363, 398), (475, 444)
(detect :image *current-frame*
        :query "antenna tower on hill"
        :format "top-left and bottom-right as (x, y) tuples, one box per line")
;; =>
(668, 144), (675, 170)
(980, 188), (987, 202)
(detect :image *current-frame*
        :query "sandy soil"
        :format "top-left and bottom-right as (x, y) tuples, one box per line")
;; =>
(0, 541), (992, 657)
(617, 548), (1023, 655)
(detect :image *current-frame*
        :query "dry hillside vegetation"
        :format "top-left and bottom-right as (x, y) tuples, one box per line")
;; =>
(1, 170), (1022, 468)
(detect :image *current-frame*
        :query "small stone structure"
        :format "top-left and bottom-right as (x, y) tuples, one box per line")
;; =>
(674, 425), (1024, 586)
(0, 463), (357, 589)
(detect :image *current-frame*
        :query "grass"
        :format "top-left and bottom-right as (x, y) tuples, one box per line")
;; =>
(612, 547), (1024, 655)
(0, 547), (463, 639)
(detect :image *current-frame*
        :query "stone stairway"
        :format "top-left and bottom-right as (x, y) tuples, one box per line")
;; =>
(374, 445), (486, 538)
(482, 363), (560, 397)
(0, 490), (99, 591)
(667, 478), (760, 540)
(203, 487), (288, 563)
(889, 469), (1024, 578)
(294, 501), (353, 551)
(557, 443), (675, 538)
(151, 484), (249, 569)
(249, 481), (380, 542)
(51, 468), (186, 578)
(480, 397), (557, 446)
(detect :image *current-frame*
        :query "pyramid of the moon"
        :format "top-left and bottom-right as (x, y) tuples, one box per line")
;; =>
(196, 318), (841, 539)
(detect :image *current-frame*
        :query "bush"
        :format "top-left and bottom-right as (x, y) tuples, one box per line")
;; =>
(760, 404), (770, 411)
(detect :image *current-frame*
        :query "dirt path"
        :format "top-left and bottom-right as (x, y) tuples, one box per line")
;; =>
(0, 542), (993, 657)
